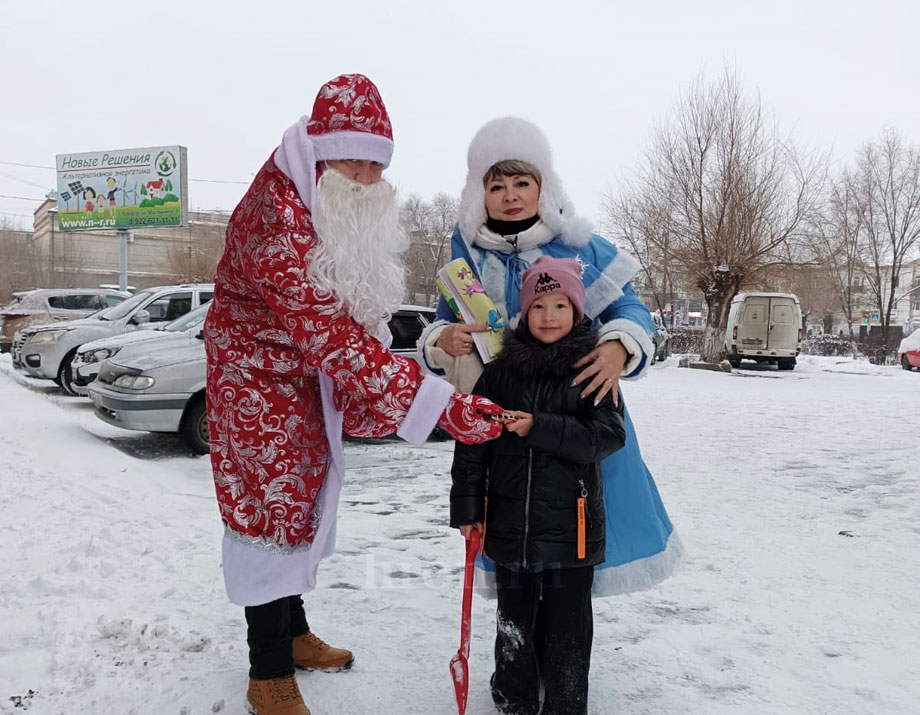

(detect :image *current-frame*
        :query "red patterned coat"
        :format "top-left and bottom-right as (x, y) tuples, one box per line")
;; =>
(204, 155), (444, 587)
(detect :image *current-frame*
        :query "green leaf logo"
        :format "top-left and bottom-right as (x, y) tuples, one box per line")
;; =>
(155, 150), (177, 177)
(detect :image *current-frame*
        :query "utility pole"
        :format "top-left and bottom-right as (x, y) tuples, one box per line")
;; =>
(118, 229), (130, 291)
(47, 206), (58, 287)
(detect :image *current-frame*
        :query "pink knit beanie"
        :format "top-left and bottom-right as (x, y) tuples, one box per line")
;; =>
(520, 256), (585, 320)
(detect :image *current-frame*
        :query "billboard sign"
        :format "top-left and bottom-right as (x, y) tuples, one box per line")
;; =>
(55, 145), (187, 231)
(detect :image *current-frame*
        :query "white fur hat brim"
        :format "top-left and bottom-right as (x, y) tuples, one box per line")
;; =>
(458, 116), (592, 247)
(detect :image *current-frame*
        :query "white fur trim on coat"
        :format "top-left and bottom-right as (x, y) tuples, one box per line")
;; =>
(475, 530), (684, 599)
(598, 329), (643, 378)
(591, 530), (685, 596)
(396, 374), (454, 445)
(418, 319), (449, 375)
(459, 117), (593, 248)
(221, 370), (348, 605)
(274, 117), (318, 211)
(583, 249), (642, 319)
(418, 320), (485, 394)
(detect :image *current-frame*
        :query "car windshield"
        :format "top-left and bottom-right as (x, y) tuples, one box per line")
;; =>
(84, 301), (126, 320)
(100, 290), (156, 321)
(163, 302), (210, 332)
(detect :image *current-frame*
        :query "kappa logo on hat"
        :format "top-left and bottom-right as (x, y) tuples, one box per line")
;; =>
(534, 271), (562, 296)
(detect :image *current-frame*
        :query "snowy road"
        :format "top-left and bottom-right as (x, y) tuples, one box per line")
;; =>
(1, 353), (918, 715)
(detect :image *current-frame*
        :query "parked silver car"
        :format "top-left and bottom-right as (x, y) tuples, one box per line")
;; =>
(72, 302), (211, 389)
(0, 288), (130, 353)
(87, 304), (437, 454)
(652, 311), (670, 363)
(12, 284), (213, 395)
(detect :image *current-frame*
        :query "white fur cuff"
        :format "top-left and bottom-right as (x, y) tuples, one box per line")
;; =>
(599, 330), (642, 378)
(598, 318), (655, 379)
(419, 320), (450, 373)
(397, 375), (454, 445)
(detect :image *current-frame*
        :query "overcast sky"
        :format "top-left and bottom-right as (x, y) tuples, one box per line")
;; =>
(2, 0), (919, 231)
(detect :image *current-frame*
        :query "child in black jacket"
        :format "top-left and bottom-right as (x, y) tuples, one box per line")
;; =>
(451, 256), (627, 715)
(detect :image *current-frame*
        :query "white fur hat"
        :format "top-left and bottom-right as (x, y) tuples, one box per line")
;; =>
(458, 117), (593, 246)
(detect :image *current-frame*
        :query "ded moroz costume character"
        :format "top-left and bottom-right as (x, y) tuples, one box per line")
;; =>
(204, 74), (502, 715)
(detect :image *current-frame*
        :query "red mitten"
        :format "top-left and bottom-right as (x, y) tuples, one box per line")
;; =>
(438, 393), (504, 445)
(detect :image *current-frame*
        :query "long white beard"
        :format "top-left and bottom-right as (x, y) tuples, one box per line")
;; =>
(309, 168), (408, 329)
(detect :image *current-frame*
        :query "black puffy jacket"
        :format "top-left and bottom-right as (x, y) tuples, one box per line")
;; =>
(450, 321), (626, 572)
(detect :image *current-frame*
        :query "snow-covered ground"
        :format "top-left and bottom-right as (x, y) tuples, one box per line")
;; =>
(1, 352), (918, 715)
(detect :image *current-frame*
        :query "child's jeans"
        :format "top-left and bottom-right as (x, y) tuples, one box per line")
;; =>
(492, 564), (594, 715)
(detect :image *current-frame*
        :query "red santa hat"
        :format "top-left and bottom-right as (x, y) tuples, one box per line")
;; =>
(274, 73), (394, 211)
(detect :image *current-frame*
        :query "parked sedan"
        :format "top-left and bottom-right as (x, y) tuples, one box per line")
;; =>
(0, 288), (129, 353)
(13, 283), (213, 395)
(88, 341), (210, 453)
(72, 302), (210, 389)
(898, 328), (920, 371)
(87, 305), (438, 454)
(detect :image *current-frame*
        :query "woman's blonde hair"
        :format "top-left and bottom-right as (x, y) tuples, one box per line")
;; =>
(483, 160), (542, 187)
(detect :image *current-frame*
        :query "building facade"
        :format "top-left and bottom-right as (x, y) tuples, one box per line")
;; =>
(0, 198), (228, 299)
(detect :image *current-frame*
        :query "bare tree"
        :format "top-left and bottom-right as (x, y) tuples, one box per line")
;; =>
(624, 68), (824, 361)
(853, 129), (920, 346)
(400, 192), (458, 305)
(779, 263), (839, 335)
(807, 171), (865, 345)
(603, 187), (681, 325)
(56, 231), (91, 287)
(166, 217), (227, 283)
(0, 219), (45, 302)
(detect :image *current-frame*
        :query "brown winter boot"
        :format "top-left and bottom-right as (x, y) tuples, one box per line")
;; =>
(246, 675), (311, 715)
(292, 631), (355, 671)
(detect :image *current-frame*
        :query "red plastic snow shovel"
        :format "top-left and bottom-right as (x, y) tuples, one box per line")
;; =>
(449, 528), (480, 715)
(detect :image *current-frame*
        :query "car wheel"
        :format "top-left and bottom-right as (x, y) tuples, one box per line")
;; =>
(902, 355), (913, 371)
(57, 349), (79, 396)
(182, 396), (211, 455)
(728, 359), (741, 368)
(778, 359), (796, 371)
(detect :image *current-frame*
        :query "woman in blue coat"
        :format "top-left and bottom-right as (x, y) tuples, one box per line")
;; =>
(420, 116), (682, 596)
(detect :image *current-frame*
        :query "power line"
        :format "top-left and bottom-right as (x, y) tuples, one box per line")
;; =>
(0, 170), (50, 191)
(0, 160), (54, 170)
(189, 178), (250, 184)
(0, 159), (250, 184)
(0, 194), (44, 202)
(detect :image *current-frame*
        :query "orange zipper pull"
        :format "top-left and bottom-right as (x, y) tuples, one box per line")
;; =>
(577, 480), (587, 560)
